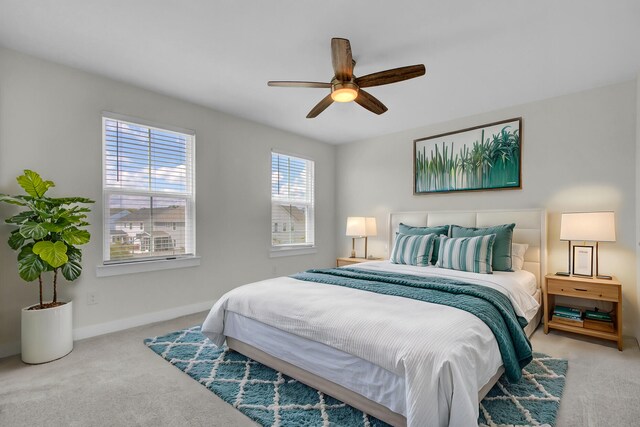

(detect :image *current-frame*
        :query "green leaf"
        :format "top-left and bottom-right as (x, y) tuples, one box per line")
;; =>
(33, 210), (54, 220)
(16, 170), (55, 198)
(50, 197), (95, 205)
(42, 222), (65, 233)
(33, 241), (68, 268)
(19, 222), (48, 240)
(17, 243), (33, 260)
(61, 228), (91, 245)
(61, 258), (82, 281)
(5, 210), (36, 225)
(55, 210), (88, 224)
(17, 245), (46, 282)
(0, 194), (28, 206)
(67, 246), (82, 261)
(8, 230), (26, 250)
(61, 248), (82, 281)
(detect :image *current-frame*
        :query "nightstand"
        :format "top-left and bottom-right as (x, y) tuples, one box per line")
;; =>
(543, 274), (623, 350)
(336, 257), (382, 267)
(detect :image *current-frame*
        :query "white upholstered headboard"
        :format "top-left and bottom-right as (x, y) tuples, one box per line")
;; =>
(388, 209), (547, 287)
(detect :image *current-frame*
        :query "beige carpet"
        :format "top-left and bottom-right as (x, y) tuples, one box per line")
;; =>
(1, 312), (639, 426)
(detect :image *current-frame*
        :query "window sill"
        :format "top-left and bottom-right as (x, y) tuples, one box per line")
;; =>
(96, 256), (201, 277)
(269, 247), (317, 258)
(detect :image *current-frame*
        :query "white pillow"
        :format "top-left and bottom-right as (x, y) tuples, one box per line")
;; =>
(512, 243), (529, 270)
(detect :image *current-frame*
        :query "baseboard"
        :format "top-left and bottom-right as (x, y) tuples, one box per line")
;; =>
(73, 300), (216, 340)
(0, 341), (21, 360)
(0, 300), (215, 359)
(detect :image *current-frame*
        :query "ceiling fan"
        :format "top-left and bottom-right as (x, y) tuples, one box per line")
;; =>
(268, 38), (426, 118)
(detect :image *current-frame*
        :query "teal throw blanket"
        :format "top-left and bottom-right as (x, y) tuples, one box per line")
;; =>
(291, 267), (532, 382)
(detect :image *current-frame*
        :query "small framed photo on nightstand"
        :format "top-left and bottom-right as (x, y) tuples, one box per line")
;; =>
(573, 245), (593, 277)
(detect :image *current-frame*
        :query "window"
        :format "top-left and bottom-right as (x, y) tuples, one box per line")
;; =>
(102, 114), (196, 265)
(271, 152), (314, 249)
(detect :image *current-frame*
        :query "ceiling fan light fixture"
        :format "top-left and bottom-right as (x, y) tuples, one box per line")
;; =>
(331, 82), (358, 102)
(268, 38), (426, 117)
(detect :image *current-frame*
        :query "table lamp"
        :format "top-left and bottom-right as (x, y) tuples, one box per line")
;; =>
(346, 217), (377, 258)
(559, 211), (616, 279)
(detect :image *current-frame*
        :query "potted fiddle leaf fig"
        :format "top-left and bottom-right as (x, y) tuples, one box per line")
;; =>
(0, 170), (94, 364)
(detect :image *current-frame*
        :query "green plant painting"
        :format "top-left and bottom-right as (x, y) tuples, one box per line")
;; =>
(414, 118), (521, 194)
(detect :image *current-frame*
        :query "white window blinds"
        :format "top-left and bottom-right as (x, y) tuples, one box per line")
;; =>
(271, 152), (315, 247)
(102, 114), (196, 264)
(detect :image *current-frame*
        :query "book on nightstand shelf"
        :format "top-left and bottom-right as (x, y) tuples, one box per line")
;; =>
(553, 305), (582, 318)
(551, 315), (584, 327)
(552, 311), (582, 319)
(552, 305), (583, 326)
(584, 310), (612, 322)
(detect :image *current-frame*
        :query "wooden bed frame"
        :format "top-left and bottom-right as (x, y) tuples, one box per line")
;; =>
(228, 209), (547, 427)
(228, 337), (505, 427)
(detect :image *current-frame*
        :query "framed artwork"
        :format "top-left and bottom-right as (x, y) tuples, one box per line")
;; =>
(414, 117), (522, 194)
(572, 245), (594, 277)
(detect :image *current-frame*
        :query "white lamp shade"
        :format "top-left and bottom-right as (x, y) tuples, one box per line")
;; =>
(346, 217), (377, 237)
(346, 217), (365, 236)
(560, 212), (616, 242)
(365, 217), (377, 237)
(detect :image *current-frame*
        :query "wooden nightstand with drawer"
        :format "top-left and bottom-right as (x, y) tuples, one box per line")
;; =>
(543, 274), (622, 350)
(336, 257), (382, 267)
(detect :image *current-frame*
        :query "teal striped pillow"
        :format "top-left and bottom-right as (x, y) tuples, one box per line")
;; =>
(450, 224), (515, 271)
(398, 223), (449, 265)
(390, 233), (436, 266)
(436, 234), (496, 274)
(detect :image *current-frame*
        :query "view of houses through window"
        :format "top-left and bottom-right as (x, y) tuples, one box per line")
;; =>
(108, 197), (188, 260)
(103, 115), (195, 263)
(271, 152), (314, 247)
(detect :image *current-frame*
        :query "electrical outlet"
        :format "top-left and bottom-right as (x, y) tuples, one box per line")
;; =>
(87, 292), (99, 305)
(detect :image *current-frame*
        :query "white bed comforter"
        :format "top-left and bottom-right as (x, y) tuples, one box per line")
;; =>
(201, 261), (539, 427)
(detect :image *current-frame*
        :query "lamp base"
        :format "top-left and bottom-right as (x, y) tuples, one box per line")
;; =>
(555, 271), (571, 277)
(596, 275), (612, 280)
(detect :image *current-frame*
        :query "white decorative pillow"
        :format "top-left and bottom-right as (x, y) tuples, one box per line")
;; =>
(389, 233), (436, 266)
(436, 234), (496, 274)
(511, 243), (529, 271)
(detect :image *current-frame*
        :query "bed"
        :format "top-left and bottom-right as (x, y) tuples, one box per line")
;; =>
(201, 209), (547, 427)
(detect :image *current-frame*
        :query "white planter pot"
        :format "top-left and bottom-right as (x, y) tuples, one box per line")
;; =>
(21, 301), (73, 364)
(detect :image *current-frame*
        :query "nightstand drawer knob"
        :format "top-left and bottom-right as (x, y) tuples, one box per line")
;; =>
(574, 288), (588, 292)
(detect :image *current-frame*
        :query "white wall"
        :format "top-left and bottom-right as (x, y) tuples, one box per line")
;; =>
(0, 47), (337, 356)
(337, 81), (638, 337)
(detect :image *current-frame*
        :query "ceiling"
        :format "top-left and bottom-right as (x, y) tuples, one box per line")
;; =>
(1, 1), (639, 144)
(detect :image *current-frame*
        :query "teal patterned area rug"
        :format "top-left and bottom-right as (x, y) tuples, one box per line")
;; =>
(144, 326), (567, 427)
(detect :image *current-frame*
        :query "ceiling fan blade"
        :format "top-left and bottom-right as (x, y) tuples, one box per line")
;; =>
(268, 81), (332, 88)
(331, 38), (353, 81)
(306, 94), (334, 118)
(355, 90), (388, 115)
(355, 64), (426, 88)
